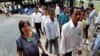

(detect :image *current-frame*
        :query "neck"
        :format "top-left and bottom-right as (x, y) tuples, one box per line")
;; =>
(23, 31), (32, 38)
(72, 19), (78, 27)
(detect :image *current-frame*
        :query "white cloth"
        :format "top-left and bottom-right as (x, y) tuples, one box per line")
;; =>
(60, 19), (83, 54)
(31, 12), (42, 27)
(41, 15), (49, 32)
(45, 18), (59, 40)
(55, 6), (60, 15)
(86, 9), (96, 25)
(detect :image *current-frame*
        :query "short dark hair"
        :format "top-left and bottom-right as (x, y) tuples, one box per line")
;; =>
(81, 9), (86, 13)
(80, 1), (84, 4)
(49, 9), (55, 14)
(18, 20), (31, 35)
(70, 7), (81, 16)
(88, 3), (94, 8)
(34, 6), (38, 9)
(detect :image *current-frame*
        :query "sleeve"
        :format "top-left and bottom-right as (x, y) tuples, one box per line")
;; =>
(79, 24), (83, 50)
(89, 10), (96, 19)
(34, 33), (40, 44)
(56, 20), (60, 37)
(60, 25), (66, 54)
(58, 14), (61, 22)
(16, 40), (23, 51)
(45, 21), (51, 41)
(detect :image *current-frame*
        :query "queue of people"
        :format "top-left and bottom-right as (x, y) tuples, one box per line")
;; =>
(16, 1), (100, 56)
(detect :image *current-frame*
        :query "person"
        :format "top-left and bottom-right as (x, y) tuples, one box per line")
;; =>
(80, 9), (87, 44)
(31, 6), (43, 39)
(41, 8), (50, 51)
(60, 7), (83, 56)
(86, 3), (96, 45)
(16, 20), (45, 56)
(79, 1), (84, 9)
(45, 9), (60, 56)
(55, 4), (60, 19)
(58, 7), (69, 35)
(41, 8), (49, 34)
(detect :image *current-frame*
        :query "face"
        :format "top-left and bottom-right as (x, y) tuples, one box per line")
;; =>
(50, 12), (55, 21)
(44, 10), (48, 15)
(21, 23), (31, 34)
(71, 9), (81, 23)
(64, 8), (68, 13)
(34, 8), (38, 13)
(80, 12), (86, 21)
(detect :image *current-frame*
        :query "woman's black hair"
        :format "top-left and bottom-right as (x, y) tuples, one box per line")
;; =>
(18, 20), (31, 35)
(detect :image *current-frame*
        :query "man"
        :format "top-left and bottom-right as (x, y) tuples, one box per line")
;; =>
(41, 8), (49, 50)
(79, 1), (84, 9)
(31, 7), (43, 39)
(86, 3), (96, 45)
(60, 7), (83, 56)
(58, 7), (69, 35)
(55, 4), (60, 19)
(45, 10), (59, 56)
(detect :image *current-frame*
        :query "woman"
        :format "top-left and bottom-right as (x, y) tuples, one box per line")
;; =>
(16, 20), (45, 56)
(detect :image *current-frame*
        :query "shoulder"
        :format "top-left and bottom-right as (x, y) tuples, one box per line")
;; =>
(16, 36), (22, 43)
(31, 13), (35, 16)
(62, 22), (70, 30)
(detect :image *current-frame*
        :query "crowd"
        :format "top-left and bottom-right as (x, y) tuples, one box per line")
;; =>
(15, 1), (100, 56)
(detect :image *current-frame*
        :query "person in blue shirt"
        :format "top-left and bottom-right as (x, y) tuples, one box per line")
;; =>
(58, 7), (69, 35)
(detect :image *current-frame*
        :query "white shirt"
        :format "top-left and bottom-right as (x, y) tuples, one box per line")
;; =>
(31, 12), (42, 27)
(60, 19), (83, 54)
(55, 6), (60, 15)
(95, 11), (100, 24)
(41, 15), (49, 32)
(45, 0), (51, 2)
(45, 18), (59, 40)
(86, 9), (96, 25)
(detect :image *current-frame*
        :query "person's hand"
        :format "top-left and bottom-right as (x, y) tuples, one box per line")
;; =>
(77, 49), (82, 55)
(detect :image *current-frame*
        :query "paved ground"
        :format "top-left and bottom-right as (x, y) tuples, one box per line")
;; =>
(0, 14), (95, 56)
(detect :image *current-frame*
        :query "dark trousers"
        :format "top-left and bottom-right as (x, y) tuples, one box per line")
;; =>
(65, 52), (72, 56)
(49, 37), (59, 55)
(34, 23), (42, 38)
(86, 25), (90, 39)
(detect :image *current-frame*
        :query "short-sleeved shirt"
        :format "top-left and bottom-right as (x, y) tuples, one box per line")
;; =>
(16, 33), (40, 56)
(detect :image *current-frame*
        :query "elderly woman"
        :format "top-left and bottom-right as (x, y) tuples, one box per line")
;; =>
(16, 20), (45, 56)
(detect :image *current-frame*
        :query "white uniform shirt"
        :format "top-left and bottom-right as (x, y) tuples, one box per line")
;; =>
(55, 6), (60, 15)
(60, 19), (83, 54)
(86, 9), (96, 25)
(31, 12), (42, 27)
(41, 15), (49, 31)
(45, 18), (59, 40)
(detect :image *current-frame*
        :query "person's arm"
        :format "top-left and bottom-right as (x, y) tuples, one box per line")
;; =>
(60, 25), (66, 56)
(16, 40), (23, 56)
(89, 10), (96, 19)
(38, 41), (45, 54)
(45, 21), (51, 41)
(17, 51), (22, 56)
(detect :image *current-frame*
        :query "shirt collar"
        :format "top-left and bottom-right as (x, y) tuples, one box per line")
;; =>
(69, 19), (75, 28)
(49, 18), (55, 23)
